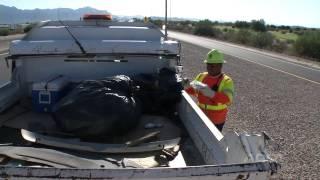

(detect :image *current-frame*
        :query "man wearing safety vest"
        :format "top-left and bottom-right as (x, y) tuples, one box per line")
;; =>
(186, 49), (234, 132)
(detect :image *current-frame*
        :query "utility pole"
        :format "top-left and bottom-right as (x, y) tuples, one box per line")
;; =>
(165, 0), (168, 39)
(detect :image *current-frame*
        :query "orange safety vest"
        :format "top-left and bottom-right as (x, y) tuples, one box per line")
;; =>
(186, 72), (234, 125)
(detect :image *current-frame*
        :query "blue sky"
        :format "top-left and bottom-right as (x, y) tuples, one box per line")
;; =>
(0, 0), (319, 28)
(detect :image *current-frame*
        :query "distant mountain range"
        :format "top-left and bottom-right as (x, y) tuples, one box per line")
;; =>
(0, 5), (197, 24)
(0, 5), (109, 24)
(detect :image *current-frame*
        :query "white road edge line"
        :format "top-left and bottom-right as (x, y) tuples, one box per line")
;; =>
(0, 52), (8, 56)
(203, 38), (320, 72)
(232, 54), (320, 85)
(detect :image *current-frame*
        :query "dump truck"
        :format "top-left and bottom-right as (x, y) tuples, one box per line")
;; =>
(0, 19), (278, 179)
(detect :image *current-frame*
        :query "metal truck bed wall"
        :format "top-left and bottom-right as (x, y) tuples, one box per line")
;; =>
(12, 56), (172, 96)
(0, 163), (273, 179)
(16, 56), (169, 81)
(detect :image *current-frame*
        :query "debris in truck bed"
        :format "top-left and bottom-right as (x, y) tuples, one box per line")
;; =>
(53, 75), (141, 137)
(144, 122), (163, 129)
(21, 129), (181, 153)
(125, 131), (160, 147)
(132, 68), (183, 115)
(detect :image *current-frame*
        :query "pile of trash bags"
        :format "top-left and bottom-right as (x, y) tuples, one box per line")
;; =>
(133, 68), (183, 115)
(53, 68), (183, 137)
(53, 75), (141, 137)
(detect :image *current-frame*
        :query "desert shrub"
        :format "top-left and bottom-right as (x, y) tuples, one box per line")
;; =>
(235, 29), (253, 44)
(194, 19), (215, 36)
(286, 39), (295, 44)
(268, 24), (277, 31)
(24, 24), (35, 33)
(193, 19), (222, 38)
(251, 19), (267, 32)
(0, 28), (9, 36)
(251, 32), (274, 48)
(235, 21), (250, 29)
(212, 27), (223, 38)
(272, 40), (288, 53)
(149, 19), (163, 28)
(294, 31), (320, 60)
(223, 29), (237, 41)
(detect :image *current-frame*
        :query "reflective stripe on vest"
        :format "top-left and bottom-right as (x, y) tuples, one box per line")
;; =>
(195, 72), (208, 82)
(198, 103), (227, 111)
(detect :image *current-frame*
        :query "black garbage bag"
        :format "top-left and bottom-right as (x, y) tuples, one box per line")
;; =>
(53, 75), (141, 137)
(132, 73), (158, 113)
(157, 68), (183, 105)
(132, 68), (183, 115)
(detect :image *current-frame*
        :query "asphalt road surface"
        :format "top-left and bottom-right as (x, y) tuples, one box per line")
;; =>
(0, 52), (10, 85)
(0, 34), (25, 53)
(0, 34), (24, 85)
(174, 33), (320, 178)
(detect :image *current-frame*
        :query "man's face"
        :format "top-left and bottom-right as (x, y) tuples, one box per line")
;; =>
(207, 63), (222, 76)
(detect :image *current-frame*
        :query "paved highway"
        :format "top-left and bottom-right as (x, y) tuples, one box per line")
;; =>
(0, 52), (10, 85)
(0, 34), (25, 53)
(169, 31), (320, 85)
(0, 34), (24, 85)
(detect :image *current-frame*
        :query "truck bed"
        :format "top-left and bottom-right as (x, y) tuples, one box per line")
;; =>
(0, 96), (204, 168)
(0, 91), (278, 179)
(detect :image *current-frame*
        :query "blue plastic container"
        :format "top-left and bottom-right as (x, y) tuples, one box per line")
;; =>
(32, 76), (69, 112)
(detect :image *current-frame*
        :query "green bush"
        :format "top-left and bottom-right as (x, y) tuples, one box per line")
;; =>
(251, 32), (274, 48)
(24, 24), (36, 33)
(294, 31), (320, 60)
(294, 31), (303, 36)
(251, 19), (267, 32)
(272, 40), (288, 53)
(193, 19), (215, 36)
(223, 29), (237, 41)
(286, 39), (295, 44)
(235, 29), (253, 44)
(235, 21), (250, 29)
(149, 19), (163, 28)
(0, 28), (9, 36)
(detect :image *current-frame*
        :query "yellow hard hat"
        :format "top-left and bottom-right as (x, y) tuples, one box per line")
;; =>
(204, 49), (226, 64)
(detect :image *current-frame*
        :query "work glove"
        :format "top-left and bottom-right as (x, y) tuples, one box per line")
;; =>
(190, 80), (216, 98)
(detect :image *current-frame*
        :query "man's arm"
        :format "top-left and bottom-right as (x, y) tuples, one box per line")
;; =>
(185, 86), (196, 95)
(211, 78), (234, 105)
(184, 73), (203, 96)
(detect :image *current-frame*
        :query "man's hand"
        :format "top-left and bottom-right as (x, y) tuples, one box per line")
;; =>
(190, 80), (207, 90)
(190, 81), (216, 97)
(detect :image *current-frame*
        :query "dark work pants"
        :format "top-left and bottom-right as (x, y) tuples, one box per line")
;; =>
(215, 123), (225, 132)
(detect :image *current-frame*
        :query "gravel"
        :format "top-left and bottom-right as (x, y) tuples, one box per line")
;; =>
(180, 41), (320, 179)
